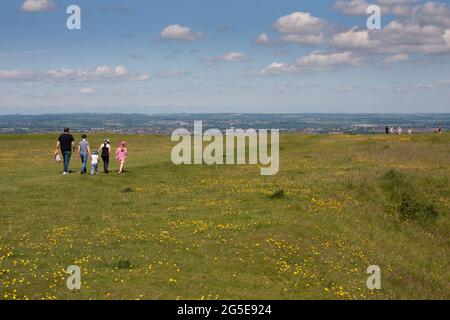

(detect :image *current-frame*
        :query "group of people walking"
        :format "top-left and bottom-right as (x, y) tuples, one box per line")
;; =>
(384, 124), (444, 135)
(55, 128), (128, 175)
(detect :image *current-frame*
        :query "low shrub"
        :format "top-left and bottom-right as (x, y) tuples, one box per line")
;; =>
(382, 169), (439, 222)
(270, 189), (285, 199)
(117, 260), (132, 269)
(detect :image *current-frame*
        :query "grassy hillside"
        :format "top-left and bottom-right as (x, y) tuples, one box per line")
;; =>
(0, 133), (448, 300)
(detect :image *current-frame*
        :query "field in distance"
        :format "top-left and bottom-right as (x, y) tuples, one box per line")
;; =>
(0, 133), (448, 299)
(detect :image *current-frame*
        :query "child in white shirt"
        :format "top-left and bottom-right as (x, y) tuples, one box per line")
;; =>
(90, 151), (99, 175)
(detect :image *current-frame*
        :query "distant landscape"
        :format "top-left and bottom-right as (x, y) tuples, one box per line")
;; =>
(0, 113), (448, 134)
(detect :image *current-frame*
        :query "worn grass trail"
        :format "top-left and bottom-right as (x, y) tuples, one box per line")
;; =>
(0, 133), (448, 299)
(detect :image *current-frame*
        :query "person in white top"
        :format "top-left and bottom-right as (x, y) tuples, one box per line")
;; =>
(90, 150), (99, 175)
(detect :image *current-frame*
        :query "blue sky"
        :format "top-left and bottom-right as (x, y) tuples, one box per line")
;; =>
(0, 0), (450, 114)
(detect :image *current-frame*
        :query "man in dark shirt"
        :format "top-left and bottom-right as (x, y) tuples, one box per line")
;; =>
(56, 128), (75, 175)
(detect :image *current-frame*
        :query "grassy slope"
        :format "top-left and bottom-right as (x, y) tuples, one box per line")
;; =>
(0, 133), (448, 300)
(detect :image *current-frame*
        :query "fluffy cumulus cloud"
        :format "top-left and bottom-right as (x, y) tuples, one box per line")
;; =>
(329, 1), (450, 54)
(331, 27), (379, 49)
(253, 2), (450, 76)
(274, 12), (326, 34)
(415, 1), (450, 28)
(377, 21), (450, 54)
(333, 0), (373, 15)
(20, 0), (55, 12)
(333, 0), (415, 16)
(0, 65), (150, 83)
(160, 25), (202, 41)
(258, 51), (359, 75)
(273, 12), (327, 46)
(256, 0), (450, 54)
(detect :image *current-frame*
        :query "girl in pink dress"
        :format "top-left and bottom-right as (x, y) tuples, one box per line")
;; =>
(115, 141), (128, 174)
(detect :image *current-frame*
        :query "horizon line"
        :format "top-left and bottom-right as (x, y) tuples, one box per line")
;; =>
(1, 112), (450, 116)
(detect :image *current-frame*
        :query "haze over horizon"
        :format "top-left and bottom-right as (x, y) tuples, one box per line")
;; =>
(1, 111), (450, 116)
(1, 0), (450, 114)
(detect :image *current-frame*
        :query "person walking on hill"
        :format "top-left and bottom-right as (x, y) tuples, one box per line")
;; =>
(55, 127), (75, 175)
(78, 134), (91, 174)
(90, 151), (99, 175)
(99, 138), (111, 173)
(115, 141), (128, 174)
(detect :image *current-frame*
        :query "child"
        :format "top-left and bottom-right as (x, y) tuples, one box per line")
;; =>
(90, 150), (99, 175)
(115, 141), (128, 174)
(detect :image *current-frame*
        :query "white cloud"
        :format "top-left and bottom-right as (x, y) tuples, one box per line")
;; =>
(333, 0), (371, 15)
(219, 52), (248, 62)
(330, 2), (450, 55)
(265, 2), (450, 58)
(206, 52), (248, 63)
(377, 0), (416, 5)
(20, 0), (55, 12)
(0, 70), (36, 81)
(331, 27), (379, 49)
(377, 20), (450, 54)
(390, 5), (414, 16)
(334, 0), (416, 16)
(295, 51), (360, 68)
(435, 79), (450, 86)
(0, 65), (150, 83)
(260, 3), (450, 53)
(79, 88), (95, 95)
(257, 51), (359, 75)
(415, 2), (450, 28)
(255, 33), (271, 45)
(258, 62), (295, 75)
(160, 25), (202, 41)
(274, 12), (326, 34)
(384, 53), (409, 63)
(273, 12), (327, 45)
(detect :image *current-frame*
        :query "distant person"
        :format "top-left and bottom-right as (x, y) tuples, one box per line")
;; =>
(99, 139), (111, 173)
(90, 150), (99, 175)
(397, 126), (402, 135)
(390, 127), (394, 134)
(115, 141), (128, 174)
(78, 134), (91, 174)
(55, 127), (75, 175)
(385, 126), (389, 134)
(437, 124), (442, 134)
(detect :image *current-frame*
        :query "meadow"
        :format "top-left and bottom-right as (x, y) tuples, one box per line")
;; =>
(0, 133), (448, 300)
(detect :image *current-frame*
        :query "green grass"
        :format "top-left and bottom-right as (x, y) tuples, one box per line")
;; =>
(0, 133), (449, 300)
